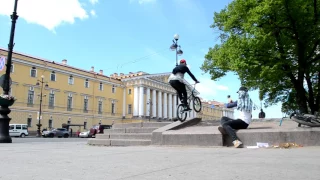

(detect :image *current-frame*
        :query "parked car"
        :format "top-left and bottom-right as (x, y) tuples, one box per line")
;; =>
(9, 124), (29, 138)
(42, 128), (70, 138)
(79, 131), (90, 138)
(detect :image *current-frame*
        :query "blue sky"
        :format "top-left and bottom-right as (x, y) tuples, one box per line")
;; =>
(0, 0), (284, 118)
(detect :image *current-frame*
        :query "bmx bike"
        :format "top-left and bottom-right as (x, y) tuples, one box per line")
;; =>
(176, 83), (202, 122)
(290, 112), (320, 127)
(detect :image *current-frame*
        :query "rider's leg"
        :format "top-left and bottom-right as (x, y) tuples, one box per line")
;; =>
(169, 80), (183, 102)
(181, 84), (191, 110)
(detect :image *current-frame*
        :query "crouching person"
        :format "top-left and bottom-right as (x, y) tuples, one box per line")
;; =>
(218, 86), (253, 148)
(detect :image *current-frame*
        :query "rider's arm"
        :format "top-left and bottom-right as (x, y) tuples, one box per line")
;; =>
(226, 101), (237, 108)
(185, 66), (198, 82)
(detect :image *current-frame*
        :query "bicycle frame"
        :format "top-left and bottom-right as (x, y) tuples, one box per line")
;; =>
(186, 83), (197, 104)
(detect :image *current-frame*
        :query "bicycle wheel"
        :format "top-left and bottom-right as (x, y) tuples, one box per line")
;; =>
(177, 104), (187, 122)
(193, 96), (202, 112)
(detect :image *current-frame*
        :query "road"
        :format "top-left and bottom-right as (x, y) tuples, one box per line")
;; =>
(11, 136), (89, 143)
(0, 139), (320, 180)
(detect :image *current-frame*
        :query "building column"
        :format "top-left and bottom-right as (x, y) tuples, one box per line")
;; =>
(189, 99), (193, 118)
(152, 89), (157, 118)
(122, 87), (126, 118)
(158, 91), (162, 119)
(138, 86), (144, 117)
(168, 94), (173, 120)
(163, 92), (167, 119)
(146, 88), (151, 117)
(173, 95), (177, 118)
(133, 86), (139, 116)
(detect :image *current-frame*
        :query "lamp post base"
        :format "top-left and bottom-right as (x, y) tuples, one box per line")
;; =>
(0, 105), (12, 143)
(36, 124), (42, 137)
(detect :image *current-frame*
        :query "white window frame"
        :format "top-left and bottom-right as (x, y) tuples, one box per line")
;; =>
(84, 79), (89, 88)
(128, 104), (132, 114)
(50, 72), (56, 81)
(99, 82), (103, 91)
(30, 68), (37, 77)
(98, 98), (103, 113)
(48, 90), (55, 107)
(68, 76), (74, 85)
(128, 89), (131, 94)
(27, 87), (34, 104)
(112, 85), (116, 93)
(67, 93), (73, 108)
(84, 96), (89, 111)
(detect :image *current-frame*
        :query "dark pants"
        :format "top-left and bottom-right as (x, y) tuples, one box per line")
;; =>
(221, 116), (248, 141)
(169, 80), (188, 106)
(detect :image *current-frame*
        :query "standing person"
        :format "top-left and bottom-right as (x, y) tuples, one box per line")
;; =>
(227, 95), (233, 103)
(168, 59), (200, 111)
(218, 86), (253, 148)
(259, 109), (266, 118)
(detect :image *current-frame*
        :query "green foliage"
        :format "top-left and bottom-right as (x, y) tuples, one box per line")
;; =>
(202, 0), (320, 114)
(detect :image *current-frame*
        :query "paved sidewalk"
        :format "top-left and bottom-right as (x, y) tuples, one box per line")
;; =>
(0, 142), (319, 180)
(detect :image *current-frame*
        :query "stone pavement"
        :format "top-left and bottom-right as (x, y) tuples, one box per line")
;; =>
(0, 141), (320, 180)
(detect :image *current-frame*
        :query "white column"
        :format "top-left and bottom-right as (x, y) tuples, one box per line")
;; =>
(189, 100), (193, 118)
(168, 94), (173, 120)
(173, 95), (177, 118)
(138, 86), (144, 117)
(133, 86), (139, 116)
(122, 87), (126, 118)
(158, 91), (162, 119)
(146, 88), (150, 117)
(152, 89), (157, 118)
(163, 92), (167, 119)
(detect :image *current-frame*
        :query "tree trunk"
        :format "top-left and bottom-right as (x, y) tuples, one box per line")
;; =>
(295, 86), (309, 114)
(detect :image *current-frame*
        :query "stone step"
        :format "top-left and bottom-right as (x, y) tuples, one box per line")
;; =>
(125, 127), (158, 133)
(103, 128), (126, 134)
(87, 139), (111, 146)
(112, 123), (142, 128)
(110, 133), (152, 140)
(110, 139), (151, 146)
(142, 122), (171, 128)
(112, 122), (171, 128)
(96, 133), (152, 140)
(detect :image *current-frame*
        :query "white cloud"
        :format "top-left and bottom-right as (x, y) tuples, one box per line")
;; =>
(186, 76), (229, 100)
(89, 0), (99, 5)
(0, 0), (91, 31)
(130, 0), (156, 4)
(90, 10), (96, 17)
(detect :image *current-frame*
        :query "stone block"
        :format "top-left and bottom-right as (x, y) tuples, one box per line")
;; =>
(110, 139), (151, 146)
(87, 139), (111, 146)
(95, 134), (110, 139)
(109, 133), (152, 140)
(103, 128), (126, 134)
(125, 127), (158, 133)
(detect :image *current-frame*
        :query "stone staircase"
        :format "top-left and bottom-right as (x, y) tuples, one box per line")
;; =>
(88, 122), (171, 146)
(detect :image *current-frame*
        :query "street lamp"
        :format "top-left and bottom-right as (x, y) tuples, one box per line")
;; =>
(170, 34), (184, 66)
(170, 34), (184, 109)
(35, 75), (48, 137)
(0, 0), (19, 143)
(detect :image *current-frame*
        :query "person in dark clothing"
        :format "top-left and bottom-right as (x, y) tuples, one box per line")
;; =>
(168, 59), (199, 111)
(259, 109), (266, 118)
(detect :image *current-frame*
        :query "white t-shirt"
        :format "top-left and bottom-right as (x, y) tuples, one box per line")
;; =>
(238, 111), (252, 125)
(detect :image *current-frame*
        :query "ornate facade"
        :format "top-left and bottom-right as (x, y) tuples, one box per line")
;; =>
(0, 48), (233, 132)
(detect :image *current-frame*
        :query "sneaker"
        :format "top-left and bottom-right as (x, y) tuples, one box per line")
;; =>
(218, 126), (227, 135)
(233, 140), (243, 148)
(184, 106), (192, 111)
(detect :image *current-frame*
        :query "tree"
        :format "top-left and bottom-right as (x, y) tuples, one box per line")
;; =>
(202, 0), (320, 114)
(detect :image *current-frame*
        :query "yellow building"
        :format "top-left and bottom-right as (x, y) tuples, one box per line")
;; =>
(0, 48), (233, 133)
